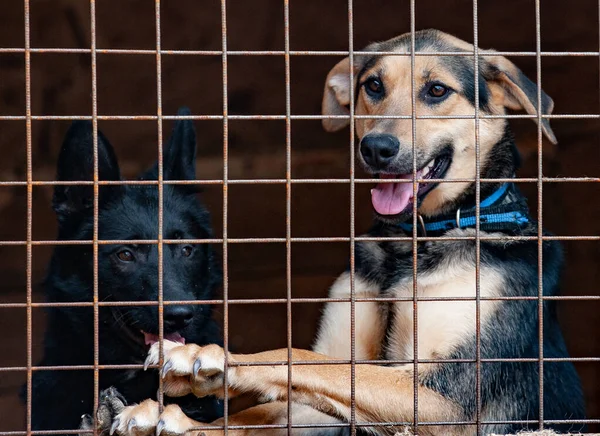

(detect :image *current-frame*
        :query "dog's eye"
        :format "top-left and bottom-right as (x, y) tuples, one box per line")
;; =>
(427, 83), (449, 98)
(181, 246), (193, 257)
(116, 250), (134, 262)
(364, 77), (384, 98)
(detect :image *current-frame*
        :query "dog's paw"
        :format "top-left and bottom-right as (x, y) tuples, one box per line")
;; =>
(110, 399), (160, 436)
(79, 387), (129, 436)
(111, 401), (209, 436)
(157, 404), (207, 436)
(145, 343), (227, 398)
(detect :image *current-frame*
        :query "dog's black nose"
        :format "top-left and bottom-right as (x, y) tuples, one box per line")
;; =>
(164, 305), (193, 330)
(360, 134), (400, 170)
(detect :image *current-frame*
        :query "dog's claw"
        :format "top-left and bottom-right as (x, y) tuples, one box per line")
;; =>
(156, 419), (165, 436)
(161, 360), (173, 378)
(193, 358), (202, 378)
(127, 418), (137, 433)
(109, 418), (120, 435)
(144, 355), (153, 371)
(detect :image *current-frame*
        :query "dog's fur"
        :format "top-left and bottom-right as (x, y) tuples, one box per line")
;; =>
(24, 110), (224, 433)
(87, 31), (585, 436)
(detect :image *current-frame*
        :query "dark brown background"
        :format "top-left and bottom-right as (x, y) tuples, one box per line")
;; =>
(0, 0), (598, 430)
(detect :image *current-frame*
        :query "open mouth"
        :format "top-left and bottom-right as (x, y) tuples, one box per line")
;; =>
(370, 154), (451, 216)
(141, 331), (185, 346)
(111, 309), (186, 349)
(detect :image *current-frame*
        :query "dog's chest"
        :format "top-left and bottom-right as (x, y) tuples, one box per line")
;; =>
(381, 239), (504, 361)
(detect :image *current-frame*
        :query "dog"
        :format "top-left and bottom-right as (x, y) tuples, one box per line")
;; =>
(24, 108), (224, 433)
(85, 30), (586, 436)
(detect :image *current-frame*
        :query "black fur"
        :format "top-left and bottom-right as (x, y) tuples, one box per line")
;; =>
(23, 108), (224, 433)
(352, 126), (586, 434)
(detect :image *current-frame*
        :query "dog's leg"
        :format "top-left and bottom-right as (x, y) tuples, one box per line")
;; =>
(148, 344), (464, 435)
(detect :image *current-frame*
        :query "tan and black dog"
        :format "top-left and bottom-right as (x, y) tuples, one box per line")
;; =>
(86, 29), (586, 436)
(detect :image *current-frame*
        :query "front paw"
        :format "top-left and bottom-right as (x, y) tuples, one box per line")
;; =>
(145, 342), (228, 398)
(79, 387), (128, 436)
(109, 399), (160, 436)
(111, 401), (207, 436)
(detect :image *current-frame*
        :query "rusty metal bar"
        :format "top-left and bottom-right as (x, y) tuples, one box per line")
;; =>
(89, 0), (101, 433)
(0, 113), (596, 120)
(3, 354), (600, 374)
(23, 0), (33, 433)
(220, 1), (230, 433)
(1, 234), (600, 247)
(1, 177), (599, 188)
(347, 0), (358, 434)
(535, 0), (545, 430)
(408, 3), (420, 433)
(472, 1), (482, 433)
(2, 293), (600, 311)
(2, 47), (600, 56)
(154, 0), (167, 414)
(283, 0), (293, 433)
(347, 0), (359, 433)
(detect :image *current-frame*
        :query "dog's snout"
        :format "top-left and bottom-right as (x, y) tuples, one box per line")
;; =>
(360, 134), (400, 170)
(164, 305), (193, 330)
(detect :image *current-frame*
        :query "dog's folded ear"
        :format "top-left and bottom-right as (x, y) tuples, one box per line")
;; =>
(52, 121), (122, 222)
(322, 57), (361, 133)
(483, 53), (557, 144)
(163, 106), (197, 184)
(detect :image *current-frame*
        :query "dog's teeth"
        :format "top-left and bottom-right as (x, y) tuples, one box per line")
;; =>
(422, 160), (435, 178)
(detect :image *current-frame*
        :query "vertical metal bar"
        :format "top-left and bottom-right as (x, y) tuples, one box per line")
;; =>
(409, 1), (419, 432)
(472, 1), (482, 434)
(155, 0), (166, 412)
(220, 1), (230, 433)
(534, 0), (545, 430)
(23, 0), (33, 433)
(89, 0), (100, 433)
(283, 1), (293, 434)
(347, 1), (356, 435)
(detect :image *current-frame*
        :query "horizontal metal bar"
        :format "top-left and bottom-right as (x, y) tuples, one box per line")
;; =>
(1, 295), (599, 310)
(0, 176), (599, 187)
(3, 417), (598, 436)
(2, 355), (599, 373)
(0, 235), (598, 246)
(0, 114), (597, 121)
(1, 48), (599, 56)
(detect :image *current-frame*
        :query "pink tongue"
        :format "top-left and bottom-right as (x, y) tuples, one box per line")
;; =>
(371, 172), (421, 215)
(143, 331), (185, 346)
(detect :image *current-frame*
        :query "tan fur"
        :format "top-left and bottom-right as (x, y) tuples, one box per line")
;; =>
(313, 273), (387, 360)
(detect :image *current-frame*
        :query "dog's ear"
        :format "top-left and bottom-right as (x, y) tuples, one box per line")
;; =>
(163, 106), (197, 182)
(53, 121), (122, 221)
(322, 57), (361, 133)
(483, 53), (557, 144)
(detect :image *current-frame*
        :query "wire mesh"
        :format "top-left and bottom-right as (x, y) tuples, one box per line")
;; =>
(0, 1), (598, 435)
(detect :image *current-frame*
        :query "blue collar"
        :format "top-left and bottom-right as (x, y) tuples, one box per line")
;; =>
(398, 183), (530, 236)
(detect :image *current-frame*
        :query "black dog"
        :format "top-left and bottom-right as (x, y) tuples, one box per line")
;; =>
(24, 108), (224, 433)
